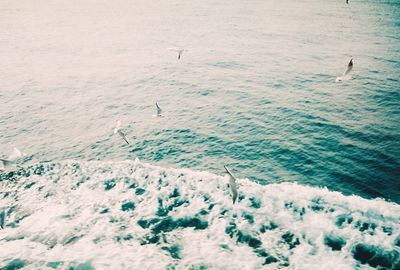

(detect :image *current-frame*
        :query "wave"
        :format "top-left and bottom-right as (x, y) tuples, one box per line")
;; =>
(0, 160), (399, 269)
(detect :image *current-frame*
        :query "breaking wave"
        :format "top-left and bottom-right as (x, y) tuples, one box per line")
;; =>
(0, 160), (399, 269)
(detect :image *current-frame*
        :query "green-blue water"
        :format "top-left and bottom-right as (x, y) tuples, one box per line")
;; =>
(1, 1), (400, 268)
(0, 0), (399, 204)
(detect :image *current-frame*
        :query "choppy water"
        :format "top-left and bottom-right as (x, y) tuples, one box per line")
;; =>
(0, 0), (399, 269)
(1, 160), (400, 269)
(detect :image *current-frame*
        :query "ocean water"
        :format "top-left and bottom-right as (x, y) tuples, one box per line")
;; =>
(0, 0), (399, 269)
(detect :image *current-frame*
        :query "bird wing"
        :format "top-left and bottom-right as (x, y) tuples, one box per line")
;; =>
(343, 58), (353, 76)
(114, 120), (122, 134)
(118, 130), (130, 145)
(0, 159), (13, 167)
(178, 50), (184, 59)
(116, 120), (121, 129)
(224, 166), (235, 181)
(8, 148), (23, 162)
(230, 183), (238, 204)
(156, 103), (162, 114)
(224, 166), (238, 204)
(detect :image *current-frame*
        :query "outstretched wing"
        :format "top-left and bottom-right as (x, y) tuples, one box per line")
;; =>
(114, 120), (122, 134)
(0, 159), (13, 167)
(118, 130), (130, 145)
(8, 148), (23, 162)
(224, 166), (238, 204)
(156, 102), (162, 115)
(231, 183), (238, 204)
(178, 50), (184, 60)
(343, 58), (353, 76)
(224, 166), (235, 181)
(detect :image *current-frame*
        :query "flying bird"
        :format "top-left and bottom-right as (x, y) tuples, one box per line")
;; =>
(336, 58), (354, 82)
(156, 102), (162, 117)
(114, 120), (130, 145)
(224, 165), (238, 204)
(0, 147), (24, 171)
(178, 49), (184, 60)
(167, 48), (187, 60)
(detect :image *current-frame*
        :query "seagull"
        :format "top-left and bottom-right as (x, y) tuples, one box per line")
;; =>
(114, 120), (130, 145)
(346, 0), (349, 4)
(0, 147), (24, 171)
(336, 58), (354, 82)
(178, 49), (184, 60)
(0, 208), (5, 229)
(156, 102), (162, 117)
(224, 166), (238, 204)
(167, 48), (187, 60)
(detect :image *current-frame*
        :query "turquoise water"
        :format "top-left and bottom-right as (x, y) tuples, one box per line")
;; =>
(1, 0), (400, 268)
(1, 160), (400, 269)
(1, 0), (398, 202)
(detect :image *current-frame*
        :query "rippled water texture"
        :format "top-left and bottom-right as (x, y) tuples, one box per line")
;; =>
(1, 0), (399, 203)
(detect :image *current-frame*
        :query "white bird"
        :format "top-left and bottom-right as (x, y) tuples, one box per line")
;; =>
(178, 49), (184, 60)
(336, 58), (354, 82)
(0, 147), (24, 171)
(114, 120), (130, 145)
(0, 208), (5, 229)
(224, 165), (238, 204)
(156, 102), (162, 117)
(167, 48), (187, 60)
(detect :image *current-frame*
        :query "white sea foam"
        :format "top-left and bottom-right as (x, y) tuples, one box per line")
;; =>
(0, 160), (399, 269)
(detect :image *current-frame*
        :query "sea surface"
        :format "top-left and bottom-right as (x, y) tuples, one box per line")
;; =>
(0, 0), (399, 269)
